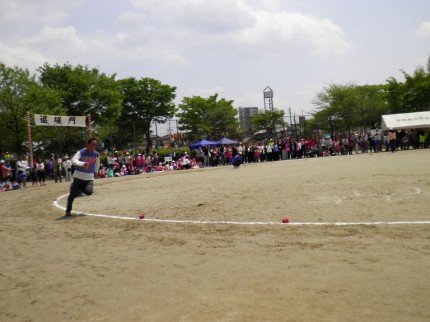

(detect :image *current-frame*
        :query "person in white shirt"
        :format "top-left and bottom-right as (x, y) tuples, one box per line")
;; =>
(62, 155), (72, 182)
(35, 158), (46, 185)
(182, 154), (191, 169)
(65, 138), (100, 217)
(16, 155), (29, 188)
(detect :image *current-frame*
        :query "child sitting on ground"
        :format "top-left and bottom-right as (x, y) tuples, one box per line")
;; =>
(99, 166), (107, 178)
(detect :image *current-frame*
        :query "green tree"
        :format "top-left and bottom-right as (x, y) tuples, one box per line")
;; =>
(313, 82), (389, 136)
(356, 84), (389, 129)
(401, 57), (430, 112)
(314, 83), (360, 134)
(177, 94), (239, 142)
(385, 77), (405, 114)
(386, 56), (430, 113)
(38, 63), (123, 148)
(251, 109), (285, 138)
(119, 77), (177, 148)
(0, 64), (62, 155)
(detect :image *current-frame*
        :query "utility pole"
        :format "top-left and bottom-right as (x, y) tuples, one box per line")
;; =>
(289, 107), (293, 129)
(154, 121), (158, 148)
(167, 118), (173, 135)
(133, 121), (136, 149)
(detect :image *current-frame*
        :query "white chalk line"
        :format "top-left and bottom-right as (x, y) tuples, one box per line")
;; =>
(53, 193), (430, 226)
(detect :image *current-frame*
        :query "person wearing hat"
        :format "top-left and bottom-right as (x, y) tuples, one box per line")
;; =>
(135, 153), (142, 168)
(124, 152), (132, 164)
(62, 155), (72, 182)
(120, 164), (128, 176)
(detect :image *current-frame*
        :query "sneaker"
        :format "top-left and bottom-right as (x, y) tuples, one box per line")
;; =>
(65, 210), (72, 217)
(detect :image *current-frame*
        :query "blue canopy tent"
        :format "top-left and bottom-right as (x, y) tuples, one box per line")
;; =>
(217, 137), (239, 145)
(189, 139), (218, 150)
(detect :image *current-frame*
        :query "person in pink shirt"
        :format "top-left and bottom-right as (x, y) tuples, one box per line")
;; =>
(135, 154), (142, 168)
(333, 139), (340, 156)
(120, 165), (128, 176)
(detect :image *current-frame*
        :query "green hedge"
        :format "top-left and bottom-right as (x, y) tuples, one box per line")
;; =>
(155, 146), (190, 161)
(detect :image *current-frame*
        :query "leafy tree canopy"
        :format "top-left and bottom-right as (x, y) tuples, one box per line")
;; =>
(385, 55), (430, 113)
(38, 63), (123, 125)
(251, 109), (285, 138)
(119, 77), (177, 147)
(312, 82), (389, 136)
(0, 63), (62, 154)
(177, 94), (238, 142)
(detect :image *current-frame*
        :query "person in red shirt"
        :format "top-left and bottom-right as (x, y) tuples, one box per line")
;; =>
(176, 160), (184, 170)
(1, 160), (12, 182)
(155, 163), (163, 172)
(135, 154), (142, 168)
(225, 146), (233, 164)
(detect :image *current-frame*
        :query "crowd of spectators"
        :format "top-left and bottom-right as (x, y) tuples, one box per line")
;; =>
(0, 153), (73, 192)
(1, 128), (428, 192)
(97, 128), (429, 175)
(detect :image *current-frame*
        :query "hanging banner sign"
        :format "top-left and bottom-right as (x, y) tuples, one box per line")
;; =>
(34, 114), (87, 127)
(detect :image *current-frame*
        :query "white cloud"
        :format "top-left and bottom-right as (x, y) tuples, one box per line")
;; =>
(116, 32), (130, 42)
(115, 11), (147, 30)
(0, 0), (80, 26)
(135, 46), (189, 65)
(234, 92), (263, 108)
(26, 26), (86, 50)
(416, 22), (430, 38)
(126, 0), (350, 55)
(106, 0), (352, 71)
(236, 11), (351, 55)
(0, 40), (51, 72)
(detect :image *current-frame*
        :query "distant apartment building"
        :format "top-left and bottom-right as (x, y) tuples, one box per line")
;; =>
(238, 107), (259, 130)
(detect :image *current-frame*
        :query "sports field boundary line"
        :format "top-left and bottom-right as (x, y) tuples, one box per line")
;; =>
(53, 194), (430, 226)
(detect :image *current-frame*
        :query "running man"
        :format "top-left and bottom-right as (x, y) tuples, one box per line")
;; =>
(65, 138), (100, 216)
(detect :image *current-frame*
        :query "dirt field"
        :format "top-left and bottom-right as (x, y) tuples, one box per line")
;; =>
(1, 149), (429, 321)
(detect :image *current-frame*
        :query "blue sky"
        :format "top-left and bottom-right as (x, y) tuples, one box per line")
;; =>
(1, 0), (429, 135)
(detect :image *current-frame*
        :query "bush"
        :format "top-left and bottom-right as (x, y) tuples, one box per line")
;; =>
(154, 146), (189, 161)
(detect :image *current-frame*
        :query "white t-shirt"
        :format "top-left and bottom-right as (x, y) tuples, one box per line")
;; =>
(17, 160), (29, 172)
(62, 159), (72, 170)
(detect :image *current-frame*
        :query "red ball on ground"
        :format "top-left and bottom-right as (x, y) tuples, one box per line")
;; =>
(139, 214), (145, 219)
(282, 218), (289, 223)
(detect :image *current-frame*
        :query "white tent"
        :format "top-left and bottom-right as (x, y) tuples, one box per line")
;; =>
(381, 111), (430, 131)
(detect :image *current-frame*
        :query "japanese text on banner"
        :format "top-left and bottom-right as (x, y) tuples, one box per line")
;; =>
(34, 114), (87, 127)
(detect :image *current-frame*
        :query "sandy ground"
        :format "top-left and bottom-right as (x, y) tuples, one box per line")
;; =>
(1, 149), (429, 322)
